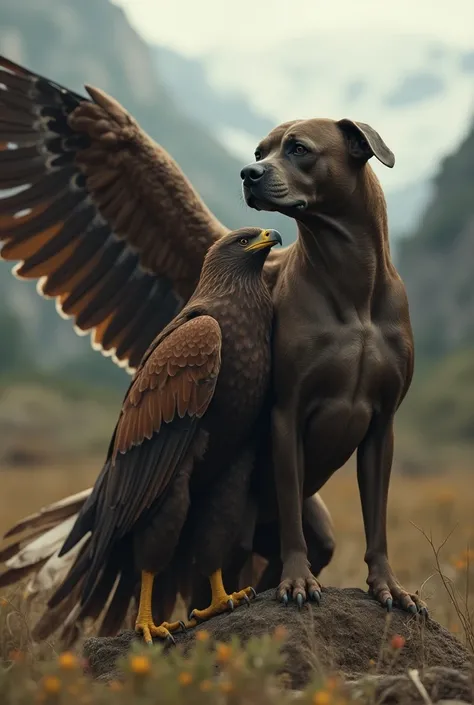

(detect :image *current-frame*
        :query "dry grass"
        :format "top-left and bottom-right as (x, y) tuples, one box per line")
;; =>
(319, 461), (474, 644)
(1, 458), (472, 641)
(0, 452), (472, 702)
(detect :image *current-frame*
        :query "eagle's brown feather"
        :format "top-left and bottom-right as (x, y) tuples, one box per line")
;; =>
(114, 315), (221, 457)
(0, 55), (227, 370)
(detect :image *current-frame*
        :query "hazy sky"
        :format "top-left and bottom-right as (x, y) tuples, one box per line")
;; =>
(113, 0), (473, 54)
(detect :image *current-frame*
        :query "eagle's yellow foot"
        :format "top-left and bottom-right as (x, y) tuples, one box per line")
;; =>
(135, 570), (185, 645)
(135, 619), (185, 646)
(189, 569), (256, 623)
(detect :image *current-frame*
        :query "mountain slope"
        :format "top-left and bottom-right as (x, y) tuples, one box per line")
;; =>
(397, 118), (474, 359)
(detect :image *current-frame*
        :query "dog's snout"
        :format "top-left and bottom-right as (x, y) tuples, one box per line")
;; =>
(240, 163), (265, 182)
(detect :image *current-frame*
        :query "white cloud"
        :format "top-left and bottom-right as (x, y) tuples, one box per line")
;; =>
(111, 0), (473, 192)
(112, 0), (474, 54)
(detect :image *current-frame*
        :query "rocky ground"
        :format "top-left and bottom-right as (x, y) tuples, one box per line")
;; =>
(84, 587), (473, 703)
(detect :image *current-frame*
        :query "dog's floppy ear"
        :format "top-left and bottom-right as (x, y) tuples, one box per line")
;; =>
(337, 119), (395, 168)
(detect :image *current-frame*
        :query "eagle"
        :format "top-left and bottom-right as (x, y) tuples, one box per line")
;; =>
(28, 226), (281, 645)
(0, 56), (335, 619)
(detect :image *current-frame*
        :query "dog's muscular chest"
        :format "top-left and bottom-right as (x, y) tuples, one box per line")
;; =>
(272, 278), (411, 477)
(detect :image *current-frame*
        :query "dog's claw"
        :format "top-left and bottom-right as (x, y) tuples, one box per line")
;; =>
(419, 606), (428, 618)
(408, 604), (417, 614)
(310, 589), (321, 604)
(282, 593), (289, 606)
(296, 593), (304, 610)
(385, 598), (393, 612)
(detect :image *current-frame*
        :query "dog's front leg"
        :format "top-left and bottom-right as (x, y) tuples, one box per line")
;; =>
(272, 405), (321, 607)
(357, 414), (428, 615)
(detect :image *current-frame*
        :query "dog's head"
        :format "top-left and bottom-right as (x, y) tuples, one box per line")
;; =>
(241, 118), (394, 217)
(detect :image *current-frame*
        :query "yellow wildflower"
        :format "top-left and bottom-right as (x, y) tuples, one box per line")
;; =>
(130, 655), (151, 675)
(313, 690), (331, 705)
(42, 676), (61, 694)
(200, 679), (213, 692)
(58, 652), (77, 670)
(273, 625), (288, 641)
(216, 642), (232, 663)
(178, 671), (193, 686)
(196, 629), (210, 642)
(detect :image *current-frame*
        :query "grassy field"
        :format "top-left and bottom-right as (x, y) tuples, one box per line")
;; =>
(0, 459), (473, 702)
(1, 458), (472, 638)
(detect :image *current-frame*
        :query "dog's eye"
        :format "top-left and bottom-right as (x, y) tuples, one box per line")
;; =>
(292, 143), (308, 156)
(254, 150), (262, 161)
(239, 238), (249, 246)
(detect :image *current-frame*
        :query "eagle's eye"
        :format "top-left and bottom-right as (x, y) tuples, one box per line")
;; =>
(238, 238), (249, 246)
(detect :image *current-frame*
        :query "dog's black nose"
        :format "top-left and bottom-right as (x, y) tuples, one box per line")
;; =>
(240, 163), (265, 182)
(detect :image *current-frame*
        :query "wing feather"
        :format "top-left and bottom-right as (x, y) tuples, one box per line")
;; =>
(0, 55), (227, 371)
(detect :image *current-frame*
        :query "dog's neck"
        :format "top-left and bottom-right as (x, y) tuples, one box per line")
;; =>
(294, 166), (394, 315)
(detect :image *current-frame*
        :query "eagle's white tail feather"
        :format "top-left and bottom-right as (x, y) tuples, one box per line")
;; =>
(6, 516), (78, 570)
(0, 489), (92, 597)
(25, 533), (89, 597)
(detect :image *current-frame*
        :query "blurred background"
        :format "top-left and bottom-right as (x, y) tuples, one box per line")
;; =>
(0, 0), (473, 633)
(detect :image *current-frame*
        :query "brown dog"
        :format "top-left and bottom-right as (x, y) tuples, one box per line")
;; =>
(241, 119), (426, 614)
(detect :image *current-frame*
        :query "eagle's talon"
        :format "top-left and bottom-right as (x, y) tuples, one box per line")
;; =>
(189, 583), (256, 623)
(136, 617), (183, 645)
(178, 620), (187, 631)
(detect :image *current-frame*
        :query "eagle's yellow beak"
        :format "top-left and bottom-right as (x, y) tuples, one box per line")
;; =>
(244, 229), (283, 252)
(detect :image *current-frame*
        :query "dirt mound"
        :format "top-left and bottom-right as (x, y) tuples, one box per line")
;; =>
(84, 587), (472, 696)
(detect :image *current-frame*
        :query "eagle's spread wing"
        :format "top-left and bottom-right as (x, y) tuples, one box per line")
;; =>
(49, 314), (222, 606)
(0, 56), (227, 370)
